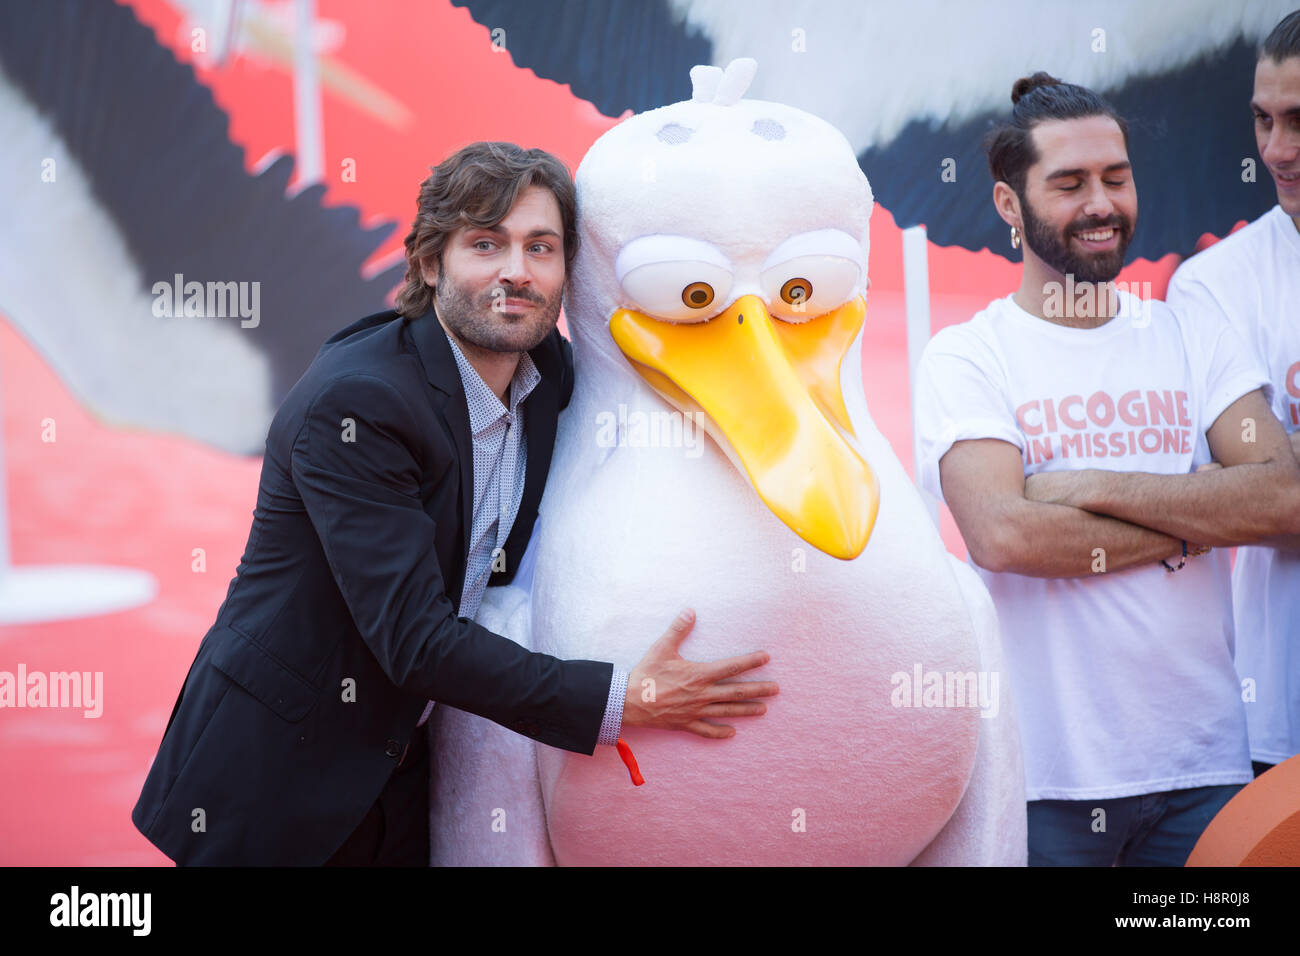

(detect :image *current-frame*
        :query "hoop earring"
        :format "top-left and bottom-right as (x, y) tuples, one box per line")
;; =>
(1010, 225), (1021, 250)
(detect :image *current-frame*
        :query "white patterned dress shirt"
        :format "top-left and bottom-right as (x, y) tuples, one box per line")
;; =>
(417, 330), (627, 746)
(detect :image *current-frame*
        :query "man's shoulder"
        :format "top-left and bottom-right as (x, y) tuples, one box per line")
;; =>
(272, 311), (430, 437)
(1172, 211), (1279, 288)
(320, 308), (403, 345)
(1122, 289), (1178, 327)
(315, 309), (409, 363)
(923, 299), (1008, 363)
(302, 311), (423, 393)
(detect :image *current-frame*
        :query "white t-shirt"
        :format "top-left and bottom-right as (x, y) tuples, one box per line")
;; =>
(914, 290), (1266, 800)
(1167, 204), (1300, 766)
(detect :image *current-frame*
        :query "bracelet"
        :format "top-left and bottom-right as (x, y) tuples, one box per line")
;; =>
(1161, 539), (1188, 573)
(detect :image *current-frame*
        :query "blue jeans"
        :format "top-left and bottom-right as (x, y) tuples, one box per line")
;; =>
(1028, 784), (1243, 866)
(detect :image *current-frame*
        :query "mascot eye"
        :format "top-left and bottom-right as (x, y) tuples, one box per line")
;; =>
(682, 282), (716, 309)
(761, 254), (862, 321)
(780, 278), (812, 304)
(618, 257), (733, 323)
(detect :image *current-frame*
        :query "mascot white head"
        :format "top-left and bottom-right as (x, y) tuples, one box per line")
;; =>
(567, 58), (878, 559)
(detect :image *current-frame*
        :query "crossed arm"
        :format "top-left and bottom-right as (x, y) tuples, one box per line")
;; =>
(940, 390), (1300, 578)
(939, 437), (1184, 578)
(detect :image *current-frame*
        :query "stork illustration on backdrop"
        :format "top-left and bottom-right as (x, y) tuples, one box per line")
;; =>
(429, 60), (1025, 866)
(0, 0), (401, 456)
(454, 0), (1291, 263)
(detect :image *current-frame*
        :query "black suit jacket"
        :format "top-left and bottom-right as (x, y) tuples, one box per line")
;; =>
(131, 308), (612, 865)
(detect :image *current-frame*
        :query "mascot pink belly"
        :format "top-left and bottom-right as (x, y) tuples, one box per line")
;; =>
(532, 436), (984, 866)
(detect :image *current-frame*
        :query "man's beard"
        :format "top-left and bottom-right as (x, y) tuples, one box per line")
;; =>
(1020, 192), (1133, 284)
(434, 270), (562, 354)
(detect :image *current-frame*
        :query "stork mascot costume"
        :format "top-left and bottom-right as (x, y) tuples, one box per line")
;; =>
(429, 60), (1027, 866)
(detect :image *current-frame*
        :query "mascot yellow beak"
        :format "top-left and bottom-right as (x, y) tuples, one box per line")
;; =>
(609, 294), (879, 560)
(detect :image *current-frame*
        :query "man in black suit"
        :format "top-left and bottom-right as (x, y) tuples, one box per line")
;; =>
(131, 142), (778, 866)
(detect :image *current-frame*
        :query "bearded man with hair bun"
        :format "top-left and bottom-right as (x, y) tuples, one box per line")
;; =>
(914, 71), (1300, 866)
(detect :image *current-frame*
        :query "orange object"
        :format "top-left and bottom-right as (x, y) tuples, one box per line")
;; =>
(616, 738), (645, 786)
(1186, 753), (1300, 865)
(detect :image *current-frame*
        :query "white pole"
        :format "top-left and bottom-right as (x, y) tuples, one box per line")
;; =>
(903, 225), (938, 527)
(292, 0), (323, 188)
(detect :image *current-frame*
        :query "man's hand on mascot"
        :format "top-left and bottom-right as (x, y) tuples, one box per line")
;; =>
(623, 609), (778, 739)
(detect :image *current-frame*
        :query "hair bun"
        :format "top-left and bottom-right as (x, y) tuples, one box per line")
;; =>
(1011, 72), (1063, 105)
